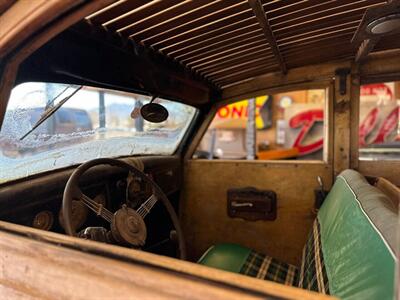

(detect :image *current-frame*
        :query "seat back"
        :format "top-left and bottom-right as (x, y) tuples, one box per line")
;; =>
(299, 169), (397, 300)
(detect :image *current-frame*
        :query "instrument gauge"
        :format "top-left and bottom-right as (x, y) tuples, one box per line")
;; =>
(32, 210), (54, 231)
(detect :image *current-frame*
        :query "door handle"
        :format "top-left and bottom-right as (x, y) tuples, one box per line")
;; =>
(227, 187), (277, 221)
(231, 201), (253, 207)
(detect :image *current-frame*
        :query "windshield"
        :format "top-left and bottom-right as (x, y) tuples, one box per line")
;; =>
(0, 82), (197, 184)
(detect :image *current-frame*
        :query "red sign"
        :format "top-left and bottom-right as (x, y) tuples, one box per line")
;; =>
(290, 105), (399, 156)
(360, 83), (393, 100)
(289, 110), (324, 156)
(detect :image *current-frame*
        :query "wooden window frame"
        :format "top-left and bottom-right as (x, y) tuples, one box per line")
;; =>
(350, 50), (400, 186)
(185, 81), (334, 165)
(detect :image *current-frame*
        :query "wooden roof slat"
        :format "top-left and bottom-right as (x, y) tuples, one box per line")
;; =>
(275, 12), (363, 40)
(138, 1), (250, 46)
(260, 0), (303, 15)
(281, 34), (355, 55)
(248, 0), (286, 74)
(190, 43), (272, 71)
(88, 0), (149, 25)
(271, 0), (385, 32)
(188, 42), (270, 69)
(279, 28), (356, 48)
(212, 63), (279, 81)
(104, 0), (183, 31)
(180, 34), (265, 64)
(164, 23), (259, 56)
(196, 49), (273, 73)
(158, 17), (257, 53)
(216, 64), (280, 86)
(268, 0), (356, 21)
(83, 0), (395, 88)
(115, 0), (212, 38)
(277, 21), (360, 44)
(278, 25), (358, 46)
(205, 56), (277, 78)
(148, 11), (257, 50)
(126, 0), (243, 41)
(172, 29), (262, 60)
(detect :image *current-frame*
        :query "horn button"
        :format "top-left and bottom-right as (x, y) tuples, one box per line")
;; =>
(111, 205), (147, 247)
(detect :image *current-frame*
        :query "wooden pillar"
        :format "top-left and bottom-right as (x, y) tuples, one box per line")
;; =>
(333, 68), (352, 177)
(350, 66), (360, 170)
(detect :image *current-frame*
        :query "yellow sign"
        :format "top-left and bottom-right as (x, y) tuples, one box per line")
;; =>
(215, 96), (268, 129)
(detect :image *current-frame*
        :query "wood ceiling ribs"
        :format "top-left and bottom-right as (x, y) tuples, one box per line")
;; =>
(85, 0), (390, 89)
(248, 0), (287, 74)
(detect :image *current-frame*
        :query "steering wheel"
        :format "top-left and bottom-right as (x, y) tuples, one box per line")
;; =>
(62, 158), (186, 260)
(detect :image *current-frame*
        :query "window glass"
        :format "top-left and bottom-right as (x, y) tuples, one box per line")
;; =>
(359, 82), (400, 160)
(0, 82), (197, 183)
(194, 89), (327, 160)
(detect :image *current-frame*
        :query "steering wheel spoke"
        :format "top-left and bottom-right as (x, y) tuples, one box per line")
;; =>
(63, 158), (186, 259)
(79, 192), (114, 223)
(136, 194), (158, 219)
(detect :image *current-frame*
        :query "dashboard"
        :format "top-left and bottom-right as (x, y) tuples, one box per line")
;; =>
(0, 156), (182, 256)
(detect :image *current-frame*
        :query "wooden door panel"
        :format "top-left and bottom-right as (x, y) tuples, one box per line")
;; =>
(181, 160), (333, 265)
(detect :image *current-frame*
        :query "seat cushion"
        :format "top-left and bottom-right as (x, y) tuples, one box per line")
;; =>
(198, 170), (397, 299)
(306, 169), (397, 299)
(198, 243), (299, 286)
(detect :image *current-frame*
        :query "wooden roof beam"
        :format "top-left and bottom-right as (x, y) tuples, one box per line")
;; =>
(248, 0), (287, 74)
(355, 38), (379, 63)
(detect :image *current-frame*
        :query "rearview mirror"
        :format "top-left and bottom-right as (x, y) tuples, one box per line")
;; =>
(140, 102), (169, 123)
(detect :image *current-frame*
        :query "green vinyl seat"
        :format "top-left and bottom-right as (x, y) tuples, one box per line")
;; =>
(199, 243), (299, 286)
(198, 169), (398, 300)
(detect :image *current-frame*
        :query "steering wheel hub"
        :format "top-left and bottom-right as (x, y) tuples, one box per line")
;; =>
(111, 205), (146, 247)
(63, 158), (186, 259)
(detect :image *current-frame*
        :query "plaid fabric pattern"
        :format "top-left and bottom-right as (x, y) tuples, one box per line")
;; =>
(298, 219), (330, 294)
(239, 251), (299, 286)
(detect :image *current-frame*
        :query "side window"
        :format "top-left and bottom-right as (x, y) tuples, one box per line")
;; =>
(194, 89), (327, 161)
(359, 81), (400, 160)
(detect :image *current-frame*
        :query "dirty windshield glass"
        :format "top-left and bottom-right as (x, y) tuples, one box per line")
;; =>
(0, 83), (197, 183)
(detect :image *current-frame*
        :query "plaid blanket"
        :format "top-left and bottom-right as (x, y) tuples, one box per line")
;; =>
(239, 218), (329, 293)
(298, 219), (330, 293)
(239, 251), (299, 286)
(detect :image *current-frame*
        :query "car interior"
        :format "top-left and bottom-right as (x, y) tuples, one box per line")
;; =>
(0, 1), (400, 299)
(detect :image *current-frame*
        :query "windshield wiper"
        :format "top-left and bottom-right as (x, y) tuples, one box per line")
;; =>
(20, 85), (82, 140)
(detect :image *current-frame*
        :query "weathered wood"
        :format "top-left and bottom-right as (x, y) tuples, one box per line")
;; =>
(333, 67), (352, 177)
(10, 0), (392, 89)
(350, 66), (360, 170)
(0, 0), (117, 129)
(0, 0), (14, 16)
(355, 38), (379, 63)
(0, 0), (82, 59)
(222, 61), (350, 102)
(351, 0), (400, 64)
(0, 59), (17, 131)
(88, 0), (150, 25)
(359, 49), (400, 78)
(248, 0), (287, 74)
(18, 22), (217, 106)
(182, 160), (333, 265)
(0, 221), (334, 299)
(358, 161), (400, 187)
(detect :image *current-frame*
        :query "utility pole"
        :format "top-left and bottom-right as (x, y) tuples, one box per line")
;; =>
(246, 98), (256, 160)
(99, 91), (106, 128)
